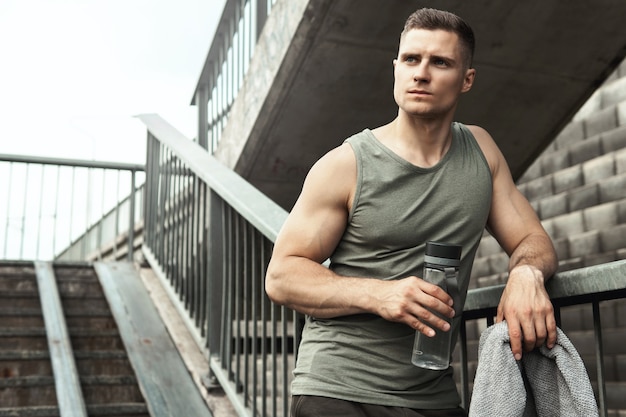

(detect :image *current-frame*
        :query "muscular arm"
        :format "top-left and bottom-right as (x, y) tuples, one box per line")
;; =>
(265, 143), (455, 336)
(470, 126), (558, 359)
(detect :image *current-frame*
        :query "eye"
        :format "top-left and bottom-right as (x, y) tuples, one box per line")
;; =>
(433, 58), (450, 67)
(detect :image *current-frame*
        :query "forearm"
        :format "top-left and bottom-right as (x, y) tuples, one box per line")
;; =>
(265, 256), (378, 318)
(508, 232), (558, 282)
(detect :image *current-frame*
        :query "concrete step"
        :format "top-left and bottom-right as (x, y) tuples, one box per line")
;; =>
(0, 403), (150, 417)
(0, 350), (52, 377)
(0, 375), (56, 407)
(0, 262), (150, 415)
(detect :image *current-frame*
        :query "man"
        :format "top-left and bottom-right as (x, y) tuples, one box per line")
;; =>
(265, 8), (557, 417)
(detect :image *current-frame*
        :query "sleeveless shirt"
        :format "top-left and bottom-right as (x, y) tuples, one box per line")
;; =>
(291, 122), (493, 409)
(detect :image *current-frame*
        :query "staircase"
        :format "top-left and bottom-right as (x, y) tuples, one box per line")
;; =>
(0, 261), (148, 416)
(0, 261), (214, 417)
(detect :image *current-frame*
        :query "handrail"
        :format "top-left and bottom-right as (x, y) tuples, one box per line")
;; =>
(459, 259), (626, 416)
(0, 153), (144, 172)
(35, 261), (88, 417)
(136, 113), (286, 240)
(0, 153), (144, 261)
(138, 113), (293, 417)
(464, 260), (626, 316)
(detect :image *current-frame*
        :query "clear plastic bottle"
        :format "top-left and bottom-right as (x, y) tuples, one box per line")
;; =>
(411, 241), (462, 370)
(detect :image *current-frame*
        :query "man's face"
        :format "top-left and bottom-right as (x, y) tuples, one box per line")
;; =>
(393, 28), (475, 119)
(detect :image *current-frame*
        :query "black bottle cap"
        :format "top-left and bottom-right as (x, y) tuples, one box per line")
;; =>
(425, 241), (462, 260)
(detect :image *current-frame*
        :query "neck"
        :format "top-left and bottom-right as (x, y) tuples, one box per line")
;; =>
(373, 114), (454, 167)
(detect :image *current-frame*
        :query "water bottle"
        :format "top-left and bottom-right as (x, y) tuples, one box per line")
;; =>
(411, 241), (462, 370)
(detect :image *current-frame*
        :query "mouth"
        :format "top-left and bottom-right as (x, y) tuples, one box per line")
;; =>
(408, 89), (432, 96)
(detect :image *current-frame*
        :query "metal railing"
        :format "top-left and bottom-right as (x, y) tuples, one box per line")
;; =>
(138, 114), (295, 417)
(191, 0), (277, 152)
(138, 113), (626, 417)
(460, 260), (626, 417)
(0, 153), (144, 261)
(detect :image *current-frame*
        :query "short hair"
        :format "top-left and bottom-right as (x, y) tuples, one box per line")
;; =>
(401, 8), (475, 69)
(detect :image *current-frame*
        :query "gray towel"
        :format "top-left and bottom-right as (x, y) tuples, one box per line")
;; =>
(468, 321), (598, 417)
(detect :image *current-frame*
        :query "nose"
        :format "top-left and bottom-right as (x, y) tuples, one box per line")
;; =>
(413, 61), (430, 82)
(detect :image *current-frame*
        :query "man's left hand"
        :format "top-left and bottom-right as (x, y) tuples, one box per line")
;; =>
(496, 264), (556, 360)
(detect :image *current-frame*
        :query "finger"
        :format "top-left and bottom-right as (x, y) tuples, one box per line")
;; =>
(415, 284), (455, 319)
(521, 318), (537, 353)
(496, 304), (504, 323)
(546, 312), (557, 349)
(506, 319), (523, 361)
(410, 316), (437, 337)
(418, 280), (454, 307)
(410, 306), (452, 334)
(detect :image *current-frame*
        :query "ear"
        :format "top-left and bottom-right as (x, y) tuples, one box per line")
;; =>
(461, 68), (476, 93)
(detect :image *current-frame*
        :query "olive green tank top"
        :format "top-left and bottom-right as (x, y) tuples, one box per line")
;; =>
(291, 122), (493, 409)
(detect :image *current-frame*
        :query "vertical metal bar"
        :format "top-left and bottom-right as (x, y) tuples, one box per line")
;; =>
(256, 0), (267, 39)
(224, 206), (234, 376)
(174, 158), (182, 292)
(281, 305), (288, 416)
(226, 20), (233, 112)
(95, 169), (105, 260)
(82, 167), (92, 259)
(248, 0), (255, 59)
(271, 301), (278, 417)
(143, 134), (153, 248)
(35, 165), (45, 260)
(234, 214), (242, 391)
(208, 190), (225, 374)
(113, 170), (121, 257)
(260, 236), (268, 417)
(3, 163), (13, 258)
(210, 65), (218, 152)
(127, 170), (136, 261)
(459, 319), (469, 410)
(183, 166), (191, 309)
(243, 220), (250, 404)
(251, 228), (258, 416)
(52, 166), (61, 258)
(197, 86), (209, 149)
(164, 150), (174, 279)
(593, 300), (607, 417)
(233, 3), (240, 97)
(191, 174), (200, 325)
(200, 182), (209, 338)
(69, 168), (77, 248)
(158, 145), (169, 267)
(19, 164), (30, 259)
(237, 0), (245, 92)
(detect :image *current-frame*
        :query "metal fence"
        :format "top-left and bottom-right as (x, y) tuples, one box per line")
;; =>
(460, 260), (626, 416)
(138, 114), (296, 417)
(0, 153), (144, 261)
(192, 0), (277, 152)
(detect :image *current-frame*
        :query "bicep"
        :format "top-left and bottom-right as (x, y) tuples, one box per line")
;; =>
(470, 126), (545, 256)
(271, 145), (355, 264)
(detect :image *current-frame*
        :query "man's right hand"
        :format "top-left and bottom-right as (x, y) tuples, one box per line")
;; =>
(374, 277), (455, 336)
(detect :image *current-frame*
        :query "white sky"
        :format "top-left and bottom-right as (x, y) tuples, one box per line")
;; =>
(0, 0), (226, 164)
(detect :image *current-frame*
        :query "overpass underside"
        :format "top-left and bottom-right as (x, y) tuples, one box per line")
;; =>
(214, 0), (626, 210)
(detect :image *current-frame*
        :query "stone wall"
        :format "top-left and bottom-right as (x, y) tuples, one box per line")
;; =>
(472, 58), (626, 288)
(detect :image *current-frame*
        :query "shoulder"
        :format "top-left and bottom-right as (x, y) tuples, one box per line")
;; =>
(302, 141), (357, 209)
(309, 141), (356, 178)
(463, 124), (506, 176)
